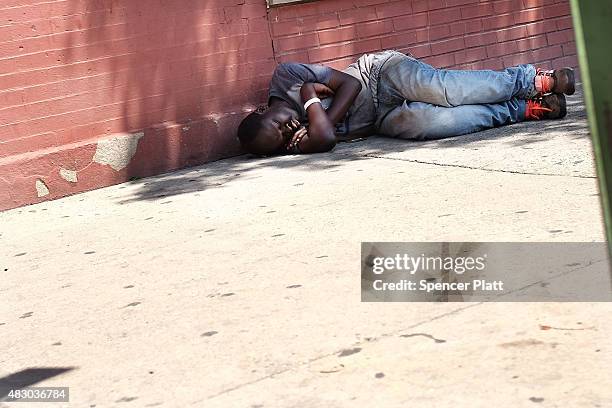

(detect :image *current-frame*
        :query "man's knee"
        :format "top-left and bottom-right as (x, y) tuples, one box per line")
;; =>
(379, 102), (440, 139)
(379, 116), (424, 140)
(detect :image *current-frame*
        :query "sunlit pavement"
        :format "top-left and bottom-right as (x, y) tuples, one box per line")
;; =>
(2, 86), (611, 407)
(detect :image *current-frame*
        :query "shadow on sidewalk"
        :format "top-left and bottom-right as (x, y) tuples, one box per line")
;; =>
(0, 367), (75, 399)
(116, 86), (590, 205)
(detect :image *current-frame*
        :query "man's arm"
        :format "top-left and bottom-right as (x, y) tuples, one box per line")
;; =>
(297, 69), (362, 154)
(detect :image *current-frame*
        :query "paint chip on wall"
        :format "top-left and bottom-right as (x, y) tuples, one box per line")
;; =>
(36, 179), (49, 197)
(93, 132), (144, 171)
(59, 168), (78, 183)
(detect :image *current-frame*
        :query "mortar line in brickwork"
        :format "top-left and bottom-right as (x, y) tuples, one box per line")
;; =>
(265, 3), (280, 66)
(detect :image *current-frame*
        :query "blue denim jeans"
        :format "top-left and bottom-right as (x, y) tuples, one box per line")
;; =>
(376, 54), (537, 140)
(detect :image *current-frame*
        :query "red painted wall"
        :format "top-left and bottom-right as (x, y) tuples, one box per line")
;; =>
(0, 0), (576, 210)
(270, 0), (576, 71)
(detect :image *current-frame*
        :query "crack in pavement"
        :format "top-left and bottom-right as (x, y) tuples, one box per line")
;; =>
(202, 302), (480, 402)
(400, 332), (447, 343)
(361, 154), (597, 179)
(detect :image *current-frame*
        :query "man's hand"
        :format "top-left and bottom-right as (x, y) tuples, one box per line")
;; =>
(286, 126), (308, 151)
(282, 119), (307, 152)
(300, 82), (318, 101)
(312, 83), (334, 99)
(300, 82), (335, 102)
(282, 118), (301, 139)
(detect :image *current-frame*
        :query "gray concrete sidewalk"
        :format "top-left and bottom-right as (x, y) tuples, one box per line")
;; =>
(1, 87), (611, 408)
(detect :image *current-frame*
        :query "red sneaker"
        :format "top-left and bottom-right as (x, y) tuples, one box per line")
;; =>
(525, 94), (567, 120)
(534, 67), (575, 95)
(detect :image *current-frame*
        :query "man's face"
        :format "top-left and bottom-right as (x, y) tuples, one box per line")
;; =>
(253, 106), (299, 154)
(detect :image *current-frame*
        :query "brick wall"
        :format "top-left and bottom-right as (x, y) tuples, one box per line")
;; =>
(0, 0), (275, 210)
(0, 0), (576, 210)
(0, 0), (274, 156)
(270, 0), (576, 71)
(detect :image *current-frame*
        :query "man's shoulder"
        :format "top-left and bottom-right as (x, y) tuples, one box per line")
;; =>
(271, 62), (334, 87)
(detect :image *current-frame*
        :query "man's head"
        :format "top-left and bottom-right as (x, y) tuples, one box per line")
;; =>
(237, 105), (299, 156)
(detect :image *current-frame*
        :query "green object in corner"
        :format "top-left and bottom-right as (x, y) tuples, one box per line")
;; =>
(570, 0), (612, 257)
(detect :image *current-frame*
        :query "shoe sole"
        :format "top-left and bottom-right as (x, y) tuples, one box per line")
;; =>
(540, 94), (567, 120)
(555, 67), (575, 96)
(558, 93), (567, 118)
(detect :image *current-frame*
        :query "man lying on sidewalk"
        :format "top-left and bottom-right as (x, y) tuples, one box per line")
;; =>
(237, 50), (575, 155)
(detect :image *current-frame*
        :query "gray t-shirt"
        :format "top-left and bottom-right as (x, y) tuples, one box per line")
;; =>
(268, 51), (399, 138)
